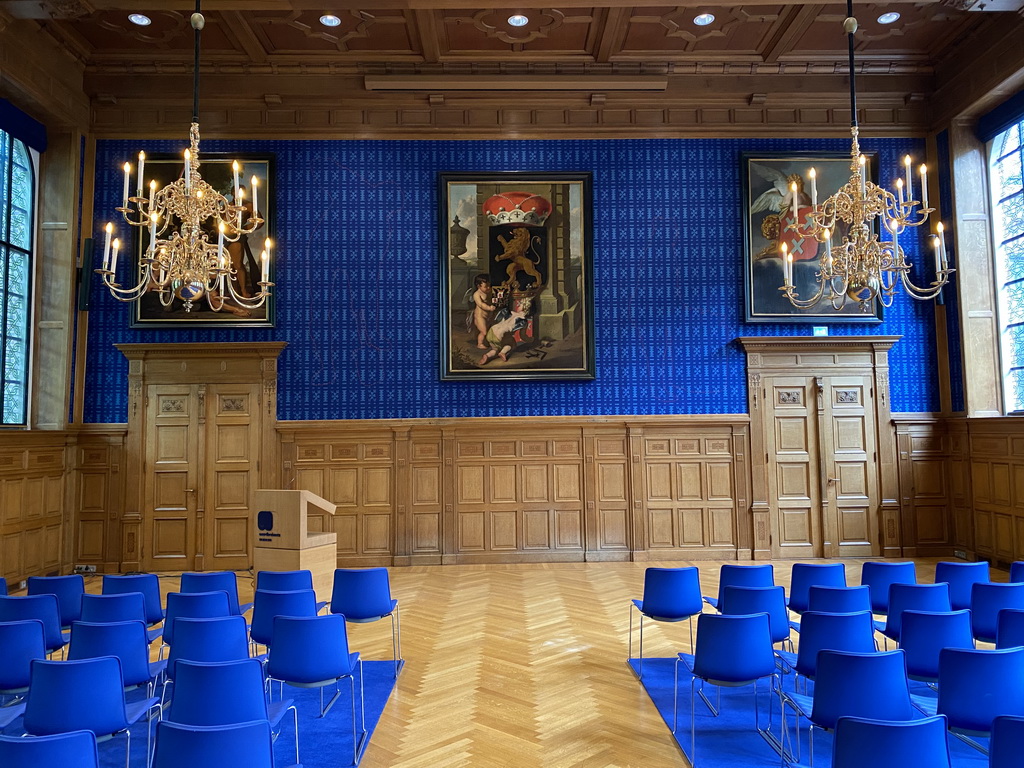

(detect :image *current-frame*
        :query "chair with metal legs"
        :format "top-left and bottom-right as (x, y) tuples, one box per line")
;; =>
(629, 566), (703, 677)
(330, 567), (402, 677)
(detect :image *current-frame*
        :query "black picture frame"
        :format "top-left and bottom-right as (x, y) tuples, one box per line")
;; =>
(439, 171), (595, 380)
(742, 151), (883, 324)
(130, 152), (275, 328)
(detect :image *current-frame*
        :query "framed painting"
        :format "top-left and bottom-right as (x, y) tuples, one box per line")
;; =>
(742, 152), (883, 324)
(439, 171), (595, 380)
(130, 152), (275, 328)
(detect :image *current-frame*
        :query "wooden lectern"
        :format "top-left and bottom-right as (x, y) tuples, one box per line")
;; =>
(253, 489), (337, 603)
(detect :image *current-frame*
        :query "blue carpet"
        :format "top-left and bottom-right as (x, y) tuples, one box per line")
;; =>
(1, 660), (399, 767)
(630, 657), (990, 768)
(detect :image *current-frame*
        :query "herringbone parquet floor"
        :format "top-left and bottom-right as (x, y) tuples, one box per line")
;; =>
(84, 558), (971, 768)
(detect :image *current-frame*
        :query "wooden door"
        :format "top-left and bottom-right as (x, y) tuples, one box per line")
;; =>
(142, 385), (200, 571)
(202, 385), (261, 572)
(820, 376), (878, 557)
(765, 378), (822, 559)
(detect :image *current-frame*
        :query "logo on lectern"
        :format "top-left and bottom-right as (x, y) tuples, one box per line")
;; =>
(258, 510), (273, 532)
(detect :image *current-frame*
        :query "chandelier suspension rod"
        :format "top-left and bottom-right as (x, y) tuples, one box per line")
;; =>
(192, 0), (201, 124)
(846, 0), (857, 132)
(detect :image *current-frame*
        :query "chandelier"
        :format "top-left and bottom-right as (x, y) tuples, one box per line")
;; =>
(96, 1), (272, 313)
(780, 0), (952, 312)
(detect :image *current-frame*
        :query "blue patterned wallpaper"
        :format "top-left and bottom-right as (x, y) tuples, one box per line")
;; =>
(937, 130), (966, 413)
(84, 137), (940, 423)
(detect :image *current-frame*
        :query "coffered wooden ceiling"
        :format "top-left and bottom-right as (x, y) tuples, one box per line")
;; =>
(7, 1), (1024, 137)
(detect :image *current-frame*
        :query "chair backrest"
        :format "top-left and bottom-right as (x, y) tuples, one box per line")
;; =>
(1010, 561), (1024, 584)
(933, 561), (989, 611)
(937, 646), (1024, 734)
(691, 612), (776, 685)
(256, 570), (313, 592)
(67, 620), (153, 688)
(793, 611), (876, 680)
(900, 610), (975, 682)
(807, 585), (872, 614)
(102, 573), (164, 625)
(0, 576), (7, 595)
(0, 618), (46, 692)
(152, 720), (274, 768)
(0, 594), (66, 653)
(0, 730), (100, 768)
(166, 616), (250, 680)
(27, 574), (84, 628)
(163, 590), (231, 647)
(720, 585), (790, 645)
(971, 582), (1024, 643)
(165, 659), (269, 726)
(330, 567), (398, 622)
(810, 650), (915, 729)
(250, 588), (318, 647)
(80, 592), (147, 625)
(990, 715), (1024, 768)
(788, 563), (847, 615)
(997, 608), (1024, 650)
(882, 582), (951, 640)
(860, 561), (917, 614)
(636, 567), (703, 620)
(831, 715), (951, 768)
(267, 613), (357, 684)
(714, 564), (774, 608)
(23, 656), (129, 737)
(179, 572), (243, 616)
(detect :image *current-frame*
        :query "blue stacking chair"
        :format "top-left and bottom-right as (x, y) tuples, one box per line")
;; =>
(673, 612), (779, 767)
(971, 582), (1024, 643)
(161, 590), (231, 649)
(807, 585), (872, 614)
(256, 570), (312, 591)
(163, 615), (251, 707)
(996, 608), (1024, 649)
(775, 610), (876, 691)
(782, 649), (915, 767)
(27, 574), (85, 629)
(81, 593), (162, 643)
(22, 656), (161, 768)
(152, 720), (301, 768)
(179, 572), (252, 616)
(629, 566), (703, 676)
(331, 567), (402, 676)
(914, 646), (1024, 754)
(900, 610), (974, 684)
(102, 574), (164, 628)
(831, 715), (951, 768)
(873, 582), (951, 646)
(1010, 562), (1024, 584)
(0, 576), (7, 595)
(267, 614), (365, 764)
(702, 563), (774, 611)
(934, 561), (989, 612)
(990, 715), (1024, 768)
(721, 585), (791, 649)
(67, 620), (166, 697)
(164, 658), (299, 766)
(787, 563), (847, 616)
(0, 594), (68, 656)
(250, 589), (318, 651)
(860, 561), (917, 616)
(0, 618), (45, 706)
(0, 730), (100, 768)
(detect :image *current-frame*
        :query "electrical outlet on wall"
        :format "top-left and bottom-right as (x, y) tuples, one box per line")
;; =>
(73, 564), (97, 573)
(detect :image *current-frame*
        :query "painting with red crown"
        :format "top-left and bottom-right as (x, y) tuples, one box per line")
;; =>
(439, 172), (595, 380)
(742, 152), (883, 323)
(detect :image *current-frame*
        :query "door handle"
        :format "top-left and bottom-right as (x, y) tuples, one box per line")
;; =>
(827, 477), (839, 486)
(184, 488), (196, 493)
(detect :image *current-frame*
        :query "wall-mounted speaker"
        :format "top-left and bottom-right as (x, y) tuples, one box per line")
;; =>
(77, 237), (93, 311)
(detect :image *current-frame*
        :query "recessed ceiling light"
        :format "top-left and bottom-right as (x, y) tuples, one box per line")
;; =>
(319, 14), (342, 28)
(508, 14), (529, 27)
(877, 11), (901, 24)
(693, 13), (716, 27)
(128, 13), (152, 26)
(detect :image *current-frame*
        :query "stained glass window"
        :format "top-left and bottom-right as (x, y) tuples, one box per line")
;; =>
(0, 131), (33, 425)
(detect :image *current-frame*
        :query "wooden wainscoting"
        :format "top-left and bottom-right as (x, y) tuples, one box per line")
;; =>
(0, 431), (72, 586)
(73, 427), (127, 574)
(279, 415), (752, 566)
(893, 415), (954, 558)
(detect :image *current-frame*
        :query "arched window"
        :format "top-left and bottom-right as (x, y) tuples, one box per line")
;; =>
(993, 117), (1024, 413)
(0, 130), (34, 425)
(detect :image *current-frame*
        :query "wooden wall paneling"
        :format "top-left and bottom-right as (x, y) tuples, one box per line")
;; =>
(73, 429), (127, 573)
(947, 419), (973, 556)
(893, 416), (952, 558)
(583, 426), (632, 561)
(403, 428), (443, 565)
